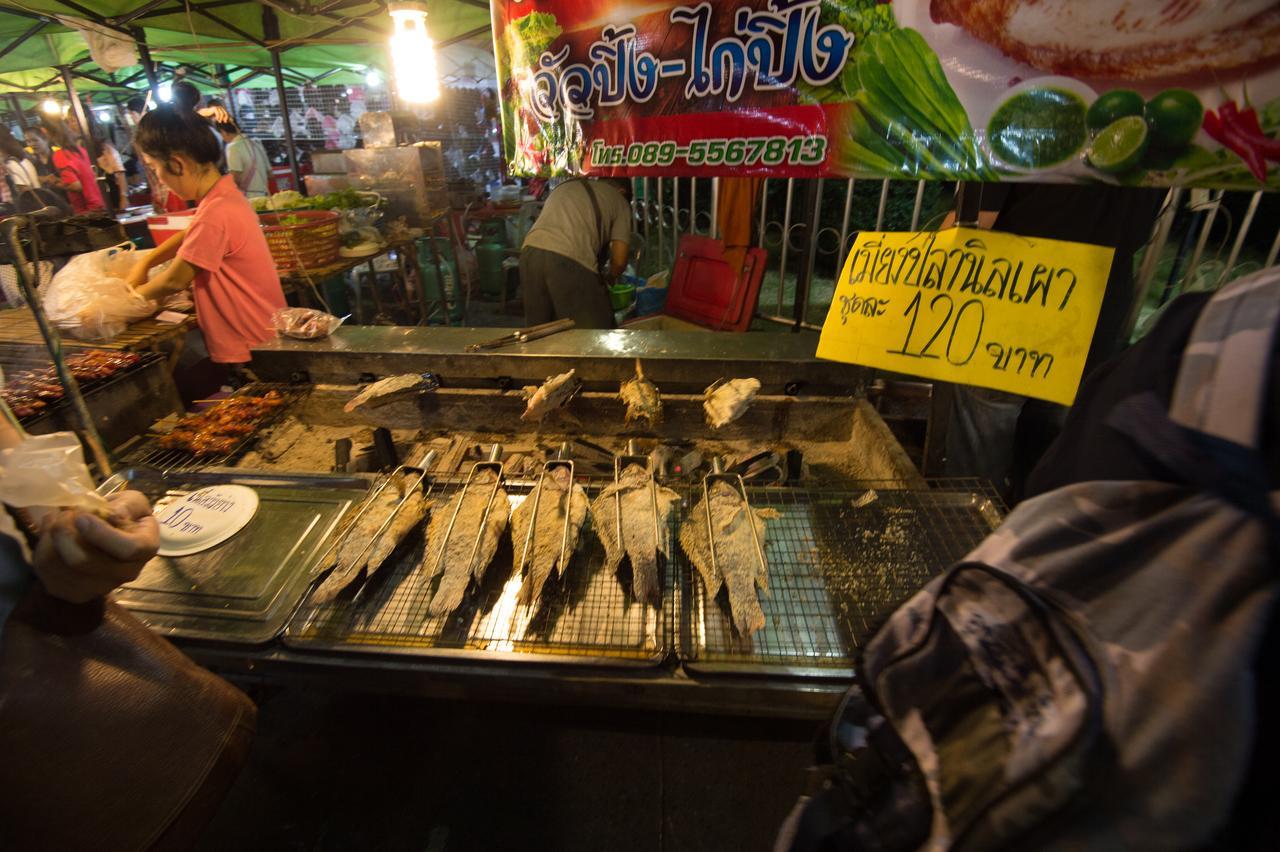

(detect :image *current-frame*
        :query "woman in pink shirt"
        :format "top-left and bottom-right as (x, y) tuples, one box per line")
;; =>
(127, 107), (285, 368)
(42, 118), (105, 214)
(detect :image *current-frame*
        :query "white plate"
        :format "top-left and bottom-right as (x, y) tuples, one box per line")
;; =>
(156, 485), (259, 557)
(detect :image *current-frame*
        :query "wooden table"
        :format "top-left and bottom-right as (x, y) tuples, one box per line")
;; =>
(0, 307), (195, 369)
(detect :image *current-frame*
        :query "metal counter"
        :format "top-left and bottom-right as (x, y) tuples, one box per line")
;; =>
(251, 327), (869, 394)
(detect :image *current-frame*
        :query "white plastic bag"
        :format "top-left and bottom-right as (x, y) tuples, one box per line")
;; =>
(0, 431), (110, 515)
(41, 246), (157, 340)
(55, 16), (138, 73)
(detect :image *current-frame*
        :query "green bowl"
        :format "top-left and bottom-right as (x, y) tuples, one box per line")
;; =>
(608, 283), (635, 310)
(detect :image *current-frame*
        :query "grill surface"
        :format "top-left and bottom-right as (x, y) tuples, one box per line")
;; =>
(681, 479), (1003, 676)
(285, 474), (677, 666)
(286, 475), (1002, 673)
(124, 382), (308, 472)
(2, 347), (165, 424)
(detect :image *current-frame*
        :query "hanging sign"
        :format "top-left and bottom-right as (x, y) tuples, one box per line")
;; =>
(492, 0), (1280, 189)
(815, 228), (1115, 405)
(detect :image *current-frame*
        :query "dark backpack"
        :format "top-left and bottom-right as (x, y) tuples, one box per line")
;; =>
(777, 268), (1280, 851)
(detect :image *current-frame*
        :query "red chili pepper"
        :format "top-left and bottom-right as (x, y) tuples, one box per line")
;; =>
(1204, 102), (1274, 180)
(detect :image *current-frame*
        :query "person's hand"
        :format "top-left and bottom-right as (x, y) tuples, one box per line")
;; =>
(32, 490), (159, 603)
(198, 105), (232, 125)
(126, 259), (150, 290)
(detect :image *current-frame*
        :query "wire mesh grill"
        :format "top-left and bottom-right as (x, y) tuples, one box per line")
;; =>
(1, 348), (165, 424)
(123, 382), (308, 473)
(680, 479), (1003, 676)
(285, 474), (677, 666)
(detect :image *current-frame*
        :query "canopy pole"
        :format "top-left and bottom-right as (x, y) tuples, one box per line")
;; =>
(132, 27), (161, 104)
(60, 66), (97, 161)
(270, 50), (302, 191)
(8, 94), (26, 129)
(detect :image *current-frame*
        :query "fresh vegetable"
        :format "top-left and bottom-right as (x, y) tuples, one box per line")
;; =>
(834, 28), (994, 180)
(988, 87), (1088, 170)
(1145, 89), (1203, 149)
(1087, 116), (1148, 174)
(506, 11), (561, 64)
(251, 188), (382, 214)
(1202, 98), (1280, 181)
(1087, 89), (1144, 130)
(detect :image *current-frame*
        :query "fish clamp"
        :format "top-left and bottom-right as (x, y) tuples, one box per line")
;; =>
(432, 443), (506, 584)
(517, 441), (577, 585)
(701, 457), (768, 593)
(614, 439), (663, 577)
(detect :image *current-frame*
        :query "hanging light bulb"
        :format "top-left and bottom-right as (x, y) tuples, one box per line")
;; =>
(387, 2), (440, 103)
(41, 99), (60, 115)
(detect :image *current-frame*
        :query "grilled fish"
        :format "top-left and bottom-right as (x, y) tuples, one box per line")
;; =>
(344, 373), (435, 414)
(424, 469), (510, 617)
(521, 369), (580, 421)
(680, 480), (770, 636)
(704, 378), (761, 429)
(619, 359), (662, 428)
(929, 0), (1280, 80)
(512, 464), (589, 606)
(590, 463), (680, 606)
(313, 475), (428, 604)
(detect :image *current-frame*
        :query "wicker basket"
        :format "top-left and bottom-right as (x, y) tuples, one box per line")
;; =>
(259, 210), (340, 272)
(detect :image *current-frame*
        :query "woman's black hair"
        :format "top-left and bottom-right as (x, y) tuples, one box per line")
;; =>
(135, 106), (221, 165)
(172, 80), (201, 113)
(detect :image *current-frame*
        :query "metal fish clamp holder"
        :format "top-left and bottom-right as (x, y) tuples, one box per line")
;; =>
(615, 439), (663, 575)
(701, 457), (767, 595)
(432, 443), (507, 583)
(311, 449), (439, 606)
(516, 442), (576, 588)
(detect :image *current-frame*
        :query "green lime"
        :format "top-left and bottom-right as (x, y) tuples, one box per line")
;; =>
(1145, 89), (1203, 149)
(1088, 116), (1149, 173)
(1088, 89), (1144, 131)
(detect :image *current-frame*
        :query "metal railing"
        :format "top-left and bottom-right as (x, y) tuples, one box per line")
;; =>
(629, 177), (1280, 338)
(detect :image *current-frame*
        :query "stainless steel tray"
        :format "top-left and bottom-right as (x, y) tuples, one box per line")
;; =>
(102, 468), (367, 644)
(679, 480), (1004, 678)
(284, 475), (676, 668)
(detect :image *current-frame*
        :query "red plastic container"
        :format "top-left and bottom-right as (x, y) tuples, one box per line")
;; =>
(146, 211), (198, 246)
(662, 235), (767, 332)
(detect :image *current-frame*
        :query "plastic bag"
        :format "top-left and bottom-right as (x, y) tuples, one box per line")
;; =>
(41, 246), (157, 340)
(0, 431), (110, 515)
(271, 308), (346, 340)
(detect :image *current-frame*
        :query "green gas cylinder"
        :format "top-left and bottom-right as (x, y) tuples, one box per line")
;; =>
(475, 219), (507, 300)
(415, 236), (463, 325)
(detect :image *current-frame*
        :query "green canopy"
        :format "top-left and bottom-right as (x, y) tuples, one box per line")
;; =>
(0, 1), (491, 95)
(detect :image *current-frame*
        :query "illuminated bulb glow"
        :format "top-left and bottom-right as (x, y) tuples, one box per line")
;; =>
(388, 3), (440, 104)
(157, 81), (172, 102)
(41, 99), (60, 115)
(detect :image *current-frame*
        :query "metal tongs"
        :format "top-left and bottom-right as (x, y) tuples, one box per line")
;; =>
(615, 439), (662, 566)
(431, 443), (506, 581)
(314, 449), (438, 602)
(702, 457), (767, 586)
(465, 318), (575, 351)
(516, 441), (576, 584)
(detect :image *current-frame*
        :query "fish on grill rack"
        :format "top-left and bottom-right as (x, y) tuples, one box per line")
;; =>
(619, 359), (662, 428)
(590, 463), (679, 606)
(680, 480), (771, 637)
(423, 469), (510, 617)
(343, 373), (437, 414)
(521, 369), (580, 421)
(513, 464), (589, 607)
(312, 473), (429, 604)
(703, 378), (761, 429)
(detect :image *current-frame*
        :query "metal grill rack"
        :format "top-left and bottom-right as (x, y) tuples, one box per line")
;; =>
(285, 474), (677, 667)
(2, 347), (165, 423)
(680, 479), (1004, 677)
(123, 382), (309, 473)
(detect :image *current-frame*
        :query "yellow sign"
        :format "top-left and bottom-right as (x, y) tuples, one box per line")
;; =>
(816, 228), (1116, 405)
